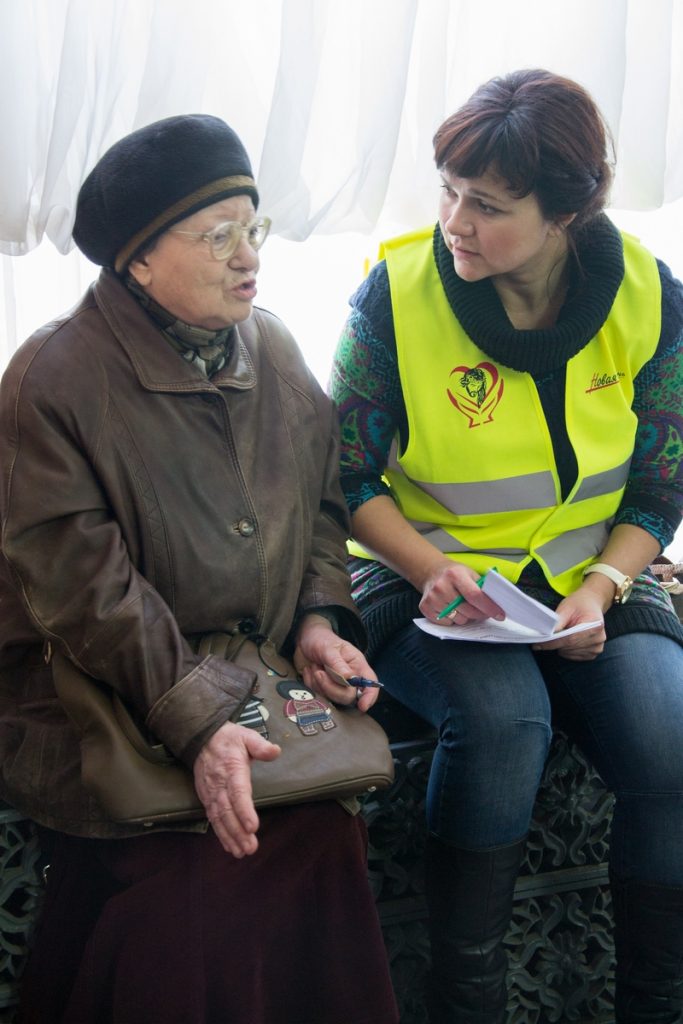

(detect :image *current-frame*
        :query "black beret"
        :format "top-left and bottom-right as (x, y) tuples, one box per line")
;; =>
(72, 114), (259, 273)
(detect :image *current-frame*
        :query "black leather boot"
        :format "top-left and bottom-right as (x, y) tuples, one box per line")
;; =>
(425, 834), (526, 1024)
(611, 872), (683, 1022)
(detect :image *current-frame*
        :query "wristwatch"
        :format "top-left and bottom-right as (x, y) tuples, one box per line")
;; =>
(582, 562), (634, 604)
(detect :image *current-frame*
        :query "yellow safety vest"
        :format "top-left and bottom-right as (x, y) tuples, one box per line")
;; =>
(351, 226), (661, 595)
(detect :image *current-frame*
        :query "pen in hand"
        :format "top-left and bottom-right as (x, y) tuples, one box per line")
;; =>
(436, 571), (490, 621)
(324, 667), (384, 689)
(348, 676), (384, 689)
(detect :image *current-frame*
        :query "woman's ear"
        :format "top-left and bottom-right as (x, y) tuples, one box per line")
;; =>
(551, 212), (578, 235)
(128, 255), (152, 287)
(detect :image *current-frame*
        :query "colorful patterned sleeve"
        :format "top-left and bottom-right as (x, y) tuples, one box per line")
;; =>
(328, 264), (405, 514)
(615, 261), (683, 548)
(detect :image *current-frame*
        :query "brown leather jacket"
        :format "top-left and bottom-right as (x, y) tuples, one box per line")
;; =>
(0, 270), (361, 837)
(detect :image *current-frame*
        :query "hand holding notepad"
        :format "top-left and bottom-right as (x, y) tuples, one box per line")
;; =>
(416, 569), (601, 644)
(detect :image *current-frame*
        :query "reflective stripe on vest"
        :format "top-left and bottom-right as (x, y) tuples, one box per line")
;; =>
(350, 226), (661, 595)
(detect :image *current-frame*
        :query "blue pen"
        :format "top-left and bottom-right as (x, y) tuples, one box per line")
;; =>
(325, 667), (384, 689)
(348, 675), (384, 689)
(436, 568), (497, 621)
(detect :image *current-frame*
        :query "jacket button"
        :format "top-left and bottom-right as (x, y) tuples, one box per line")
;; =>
(237, 518), (255, 537)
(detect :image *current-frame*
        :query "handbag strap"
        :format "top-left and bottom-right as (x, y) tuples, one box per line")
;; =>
(198, 630), (296, 679)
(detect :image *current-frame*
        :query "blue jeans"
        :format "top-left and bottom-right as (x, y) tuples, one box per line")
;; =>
(375, 627), (683, 886)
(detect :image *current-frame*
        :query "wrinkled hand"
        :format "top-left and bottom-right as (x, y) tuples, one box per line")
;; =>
(532, 588), (606, 661)
(193, 721), (281, 858)
(419, 560), (504, 625)
(294, 618), (380, 713)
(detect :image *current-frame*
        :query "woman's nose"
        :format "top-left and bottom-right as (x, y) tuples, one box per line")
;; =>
(445, 201), (473, 237)
(228, 236), (260, 271)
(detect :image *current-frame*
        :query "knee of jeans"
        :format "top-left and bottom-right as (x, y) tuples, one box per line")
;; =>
(440, 704), (552, 761)
(518, 716), (554, 765)
(430, 711), (552, 846)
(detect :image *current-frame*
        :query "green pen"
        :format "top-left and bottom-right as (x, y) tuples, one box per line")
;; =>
(436, 568), (497, 621)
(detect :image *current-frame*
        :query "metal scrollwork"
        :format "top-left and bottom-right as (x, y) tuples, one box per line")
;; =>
(523, 733), (615, 877)
(363, 741), (432, 905)
(0, 809), (44, 1015)
(0, 728), (618, 1023)
(364, 729), (616, 1024)
(506, 886), (615, 1022)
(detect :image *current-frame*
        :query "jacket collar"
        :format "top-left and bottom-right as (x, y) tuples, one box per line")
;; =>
(93, 269), (257, 393)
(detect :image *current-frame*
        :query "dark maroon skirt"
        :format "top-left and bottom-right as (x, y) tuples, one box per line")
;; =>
(19, 802), (398, 1024)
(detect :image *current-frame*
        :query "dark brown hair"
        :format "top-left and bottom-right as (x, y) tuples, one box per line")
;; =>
(433, 69), (613, 237)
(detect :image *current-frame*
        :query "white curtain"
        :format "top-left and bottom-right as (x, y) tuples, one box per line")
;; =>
(1, 0), (682, 554)
(1, 0), (682, 257)
(1, 0), (683, 356)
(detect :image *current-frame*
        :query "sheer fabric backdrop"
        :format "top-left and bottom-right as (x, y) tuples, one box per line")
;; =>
(0, 0), (681, 554)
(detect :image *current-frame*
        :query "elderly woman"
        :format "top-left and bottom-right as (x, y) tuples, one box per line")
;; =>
(330, 70), (683, 1023)
(0, 115), (398, 1024)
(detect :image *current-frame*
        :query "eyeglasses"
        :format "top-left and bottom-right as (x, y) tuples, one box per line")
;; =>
(171, 216), (271, 261)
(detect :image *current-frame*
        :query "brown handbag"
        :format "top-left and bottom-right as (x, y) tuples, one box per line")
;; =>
(52, 632), (394, 827)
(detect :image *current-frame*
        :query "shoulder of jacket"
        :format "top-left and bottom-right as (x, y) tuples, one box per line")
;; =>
(2, 287), (101, 391)
(248, 305), (294, 342)
(242, 306), (323, 398)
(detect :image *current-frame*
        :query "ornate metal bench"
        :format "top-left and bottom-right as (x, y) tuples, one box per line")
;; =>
(0, 807), (43, 1023)
(364, 697), (617, 1024)
(4, 685), (675, 1023)
(0, 728), (618, 1024)
(366, 582), (683, 1023)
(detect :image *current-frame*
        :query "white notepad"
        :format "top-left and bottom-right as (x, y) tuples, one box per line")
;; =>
(415, 570), (601, 644)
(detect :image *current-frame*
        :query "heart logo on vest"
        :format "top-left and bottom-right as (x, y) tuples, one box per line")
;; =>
(447, 362), (504, 427)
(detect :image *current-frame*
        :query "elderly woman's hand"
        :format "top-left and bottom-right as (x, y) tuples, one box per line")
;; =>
(193, 721), (281, 858)
(294, 614), (381, 712)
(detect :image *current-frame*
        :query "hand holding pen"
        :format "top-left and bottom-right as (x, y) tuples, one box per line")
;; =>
(348, 676), (383, 704)
(437, 573), (488, 620)
(435, 567), (504, 623)
(324, 667), (384, 704)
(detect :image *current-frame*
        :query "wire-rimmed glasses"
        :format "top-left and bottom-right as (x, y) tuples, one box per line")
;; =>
(172, 216), (271, 261)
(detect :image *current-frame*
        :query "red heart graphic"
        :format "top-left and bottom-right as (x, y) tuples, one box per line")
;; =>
(447, 362), (504, 427)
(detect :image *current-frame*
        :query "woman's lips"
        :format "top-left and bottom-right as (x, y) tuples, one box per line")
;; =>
(233, 279), (257, 300)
